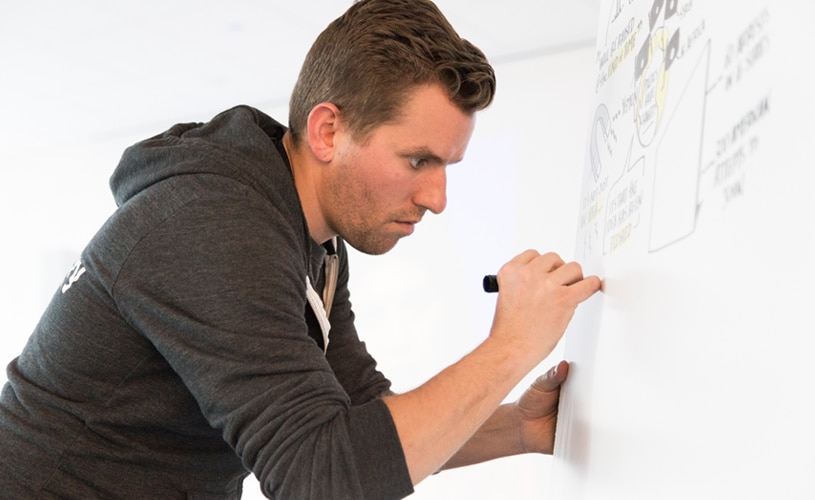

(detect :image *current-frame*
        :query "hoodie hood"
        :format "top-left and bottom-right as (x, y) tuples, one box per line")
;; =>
(110, 106), (291, 208)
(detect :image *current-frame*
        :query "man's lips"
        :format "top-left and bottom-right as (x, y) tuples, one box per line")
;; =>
(393, 210), (425, 235)
(396, 221), (416, 234)
(394, 219), (421, 235)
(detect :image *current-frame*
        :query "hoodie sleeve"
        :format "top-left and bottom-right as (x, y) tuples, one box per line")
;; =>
(110, 180), (413, 499)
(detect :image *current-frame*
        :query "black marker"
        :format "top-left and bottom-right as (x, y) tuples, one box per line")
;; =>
(482, 274), (499, 293)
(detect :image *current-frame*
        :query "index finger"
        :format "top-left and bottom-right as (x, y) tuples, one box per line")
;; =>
(568, 274), (603, 303)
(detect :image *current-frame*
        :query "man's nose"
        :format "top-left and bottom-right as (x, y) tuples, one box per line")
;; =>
(414, 167), (447, 214)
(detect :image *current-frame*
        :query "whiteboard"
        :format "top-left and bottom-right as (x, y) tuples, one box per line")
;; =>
(553, 1), (815, 499)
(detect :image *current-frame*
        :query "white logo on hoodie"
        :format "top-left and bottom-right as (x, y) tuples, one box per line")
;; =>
(62, 260), (86, 293)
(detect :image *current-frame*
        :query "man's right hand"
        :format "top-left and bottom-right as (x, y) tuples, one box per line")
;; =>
(489, 250), (601, 361)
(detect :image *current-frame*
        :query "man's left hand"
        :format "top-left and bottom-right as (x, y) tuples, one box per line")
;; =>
(516, 360), (570, 454)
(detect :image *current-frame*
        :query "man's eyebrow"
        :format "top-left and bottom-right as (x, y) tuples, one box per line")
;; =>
(400, 147), (464, 165)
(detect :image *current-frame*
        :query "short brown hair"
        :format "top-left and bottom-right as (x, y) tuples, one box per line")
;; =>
(288, 0), (496, 144)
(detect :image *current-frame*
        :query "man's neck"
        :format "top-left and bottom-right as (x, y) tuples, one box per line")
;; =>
(282, 131), (333, 244)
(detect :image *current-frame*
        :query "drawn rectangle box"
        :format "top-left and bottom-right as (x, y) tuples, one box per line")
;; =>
(649, 45), (709, 252)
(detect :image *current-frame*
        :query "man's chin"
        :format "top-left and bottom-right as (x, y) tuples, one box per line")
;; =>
(345, 234), (403, 256)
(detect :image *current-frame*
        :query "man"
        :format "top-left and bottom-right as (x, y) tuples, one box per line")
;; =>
(0, 0), (601, 498)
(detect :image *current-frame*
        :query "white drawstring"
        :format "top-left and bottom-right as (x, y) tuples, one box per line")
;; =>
(306, 276), (331, 354)
(305, 237), (339, 355)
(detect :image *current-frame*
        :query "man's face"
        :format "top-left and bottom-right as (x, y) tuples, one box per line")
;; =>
(320, 84), (476, 255)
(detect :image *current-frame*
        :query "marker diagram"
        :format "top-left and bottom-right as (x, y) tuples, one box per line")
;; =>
(577, 0), (771, 260)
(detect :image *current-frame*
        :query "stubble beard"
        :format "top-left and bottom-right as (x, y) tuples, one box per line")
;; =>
(336, 219), (402, 256)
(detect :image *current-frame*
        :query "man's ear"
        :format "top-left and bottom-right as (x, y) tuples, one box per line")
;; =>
(306, 102), (342, 163)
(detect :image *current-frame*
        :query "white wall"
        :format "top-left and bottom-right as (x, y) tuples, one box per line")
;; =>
(0, 45), (594, 498)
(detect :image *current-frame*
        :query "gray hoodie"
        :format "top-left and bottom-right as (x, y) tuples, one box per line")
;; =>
(0, 106), (413, 499)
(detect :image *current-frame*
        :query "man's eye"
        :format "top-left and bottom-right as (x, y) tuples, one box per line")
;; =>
(409, 157), (427, 169)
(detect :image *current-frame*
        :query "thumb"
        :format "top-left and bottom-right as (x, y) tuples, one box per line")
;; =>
(531, 360), (570, 393)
